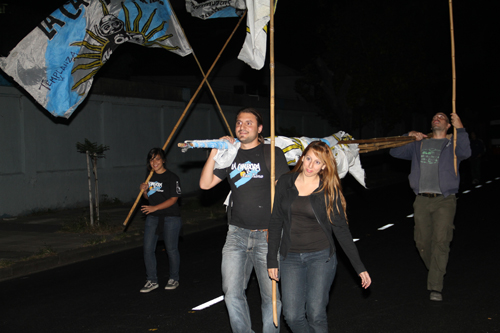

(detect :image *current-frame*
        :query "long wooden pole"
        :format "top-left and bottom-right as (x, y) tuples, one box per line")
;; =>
(178, 135), (416, 155)
(269, 0), (278, 328)
(123, 13), (247, 227)
(449, 0), (457, 175)
(172, 9), (241, 138)
(191, 52), (234, 138)
(178, 135), (415, 148)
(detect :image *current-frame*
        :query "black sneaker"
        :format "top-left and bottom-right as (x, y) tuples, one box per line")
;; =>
(165, 279), (179, 290)
(140, 280), (159, 293)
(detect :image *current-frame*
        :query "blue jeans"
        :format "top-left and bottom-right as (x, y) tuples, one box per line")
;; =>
(221, 225), (281, 333)
(280, 249), (337, 333)
(143, 215), (181, 283)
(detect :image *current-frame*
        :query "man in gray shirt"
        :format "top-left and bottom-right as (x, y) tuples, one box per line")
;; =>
(390, 112), (471, 301)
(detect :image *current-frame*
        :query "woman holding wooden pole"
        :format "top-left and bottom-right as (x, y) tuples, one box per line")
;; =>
(139, 148), (182, 293)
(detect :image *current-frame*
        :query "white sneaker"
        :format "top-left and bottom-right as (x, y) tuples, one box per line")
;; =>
(140, 280), (159, 293)
(430, 291), (443, 301)
(165, 279), (179, 290)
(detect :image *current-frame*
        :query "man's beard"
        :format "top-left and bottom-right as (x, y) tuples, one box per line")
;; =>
(237, 132), (258, 144)
(432, 123), (447, 131)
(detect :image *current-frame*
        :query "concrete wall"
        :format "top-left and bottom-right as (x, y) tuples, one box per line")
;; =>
(0, 85), (338, 216)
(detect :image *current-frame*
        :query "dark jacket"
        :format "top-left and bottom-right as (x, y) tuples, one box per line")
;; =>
(389, 128), (471, 197)
(267, 172), (366, 274)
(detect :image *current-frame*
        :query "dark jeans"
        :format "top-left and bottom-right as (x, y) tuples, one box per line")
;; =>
(280, 249), (337, 333)
(143, 215), (181, 283)
(413, 194), (456, 292)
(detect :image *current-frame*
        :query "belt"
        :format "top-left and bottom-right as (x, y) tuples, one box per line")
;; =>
(418, 193), (442, 198)
(251, 229), (268, 232)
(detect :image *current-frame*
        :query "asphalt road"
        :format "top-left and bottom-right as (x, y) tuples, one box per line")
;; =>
(0, 178), (499, 333)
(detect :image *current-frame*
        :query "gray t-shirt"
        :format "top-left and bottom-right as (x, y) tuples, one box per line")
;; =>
(419, 139), (446, 193)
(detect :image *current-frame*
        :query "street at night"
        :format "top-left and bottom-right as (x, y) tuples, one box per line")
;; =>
(1, 175), (498, 332)
(1, 0), (499, 332)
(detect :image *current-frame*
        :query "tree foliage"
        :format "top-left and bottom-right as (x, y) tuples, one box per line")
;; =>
(76, 139), (110, 157)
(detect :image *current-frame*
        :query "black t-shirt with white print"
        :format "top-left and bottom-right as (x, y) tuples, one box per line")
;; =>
(214, 143), (289, 230)
(146, 169), (181, 216)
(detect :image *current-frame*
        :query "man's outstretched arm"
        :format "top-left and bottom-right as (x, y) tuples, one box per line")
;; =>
(389, 133), (417, 160)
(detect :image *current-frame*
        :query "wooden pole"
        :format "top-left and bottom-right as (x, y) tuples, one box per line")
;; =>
(189, 51), (234, 138)
(178, 135), (415, 155)
(269, 0), (278, 328)
(123, 13), (247, 227)
(449, 0), (458, 175)
(172, 9), (242, 138)
(339, 136), (415, 145)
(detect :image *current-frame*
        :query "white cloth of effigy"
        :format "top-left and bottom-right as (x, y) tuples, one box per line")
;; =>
(181, 131), (365, 187)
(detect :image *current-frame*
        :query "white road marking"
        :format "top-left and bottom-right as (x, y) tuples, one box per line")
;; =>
(407, 214), (414, 218)
(378, 224), (394, 231)
(475, 185), (482, 188)
(462, 190), (471, 194)
(192, 296), (224, 311)
(353, 238), (360, 242)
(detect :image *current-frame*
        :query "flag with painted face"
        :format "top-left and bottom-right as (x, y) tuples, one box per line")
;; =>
(185, 0), (245, 19)
(0, 0), (192, 118)
(185, 0), (273, 70)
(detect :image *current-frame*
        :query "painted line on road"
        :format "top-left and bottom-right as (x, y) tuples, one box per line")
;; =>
(486, 180), (492, 184)
(406, 214), (414, 218)
(496, 177), (500, 180)
(475, 185), (482, 188)
(462, 190), (471, 194)
(353, 238), (360, 242)
(377, 224), (394, 231)
(192, 295), (224, 311)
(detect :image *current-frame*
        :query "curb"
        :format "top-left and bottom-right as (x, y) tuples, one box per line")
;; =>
(0, 217), (228, 282)
(0, 235), (144, 282)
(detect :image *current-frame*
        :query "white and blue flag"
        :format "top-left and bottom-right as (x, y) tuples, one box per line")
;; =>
(181, 132), (367, 187)
(186, 0), (273, 70)
(185, 0), (245, 19)
(0, 0), (192, 118)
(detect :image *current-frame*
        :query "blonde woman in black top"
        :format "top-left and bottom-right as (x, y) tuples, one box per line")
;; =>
(268, 141), (371, 332)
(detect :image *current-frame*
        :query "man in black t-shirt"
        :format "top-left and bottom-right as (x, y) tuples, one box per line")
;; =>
(200, 108), (289, 333)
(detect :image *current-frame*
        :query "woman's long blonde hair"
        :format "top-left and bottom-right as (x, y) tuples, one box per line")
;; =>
(291, 141), (347, 223)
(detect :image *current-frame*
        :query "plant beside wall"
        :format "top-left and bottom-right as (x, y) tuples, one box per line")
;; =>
(76, 139), (110, 226)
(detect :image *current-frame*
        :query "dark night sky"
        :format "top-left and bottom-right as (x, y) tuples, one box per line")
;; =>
(1, 0), (498, 127)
